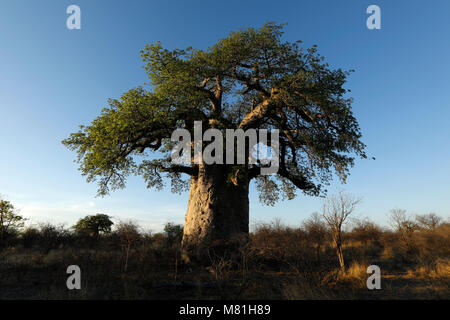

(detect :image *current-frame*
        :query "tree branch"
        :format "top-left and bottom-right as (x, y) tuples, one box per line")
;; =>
(238, 88), (279, 130)
(161, 164), (198, 176)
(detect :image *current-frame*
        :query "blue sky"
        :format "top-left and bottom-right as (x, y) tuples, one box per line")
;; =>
(1, 0), (449, 231)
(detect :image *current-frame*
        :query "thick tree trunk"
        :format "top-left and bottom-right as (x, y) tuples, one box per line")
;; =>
(181, 164), (249, 264)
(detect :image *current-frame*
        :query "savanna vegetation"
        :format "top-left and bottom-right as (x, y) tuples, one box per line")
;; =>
(0, 197), (448, 300)
(1, 23), (448, 301)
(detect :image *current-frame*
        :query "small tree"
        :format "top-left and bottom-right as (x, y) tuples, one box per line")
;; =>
(73, 213), (113, 236)
(0, 199), (26, 242)
(164, 222), (184, 247)
(115, 221), (141, 272)
(322, 191), (361, 271)
(389, 209), (418, 252)
(389, 209), (417, 233)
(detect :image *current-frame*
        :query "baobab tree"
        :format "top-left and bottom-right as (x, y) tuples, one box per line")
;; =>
(63, 23), (366, 262)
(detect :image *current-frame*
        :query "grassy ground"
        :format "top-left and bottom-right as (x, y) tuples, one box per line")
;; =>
(0, 221), (449, 299)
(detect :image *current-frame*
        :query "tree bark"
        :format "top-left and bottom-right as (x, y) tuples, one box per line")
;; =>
(334, 233), (345, 271)
(181, 164), (249, 264)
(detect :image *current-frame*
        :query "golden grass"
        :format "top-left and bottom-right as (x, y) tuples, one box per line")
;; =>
(1, 219), (449, 299)
(406, 258), (450, 279)
(334, 261), (370, 289)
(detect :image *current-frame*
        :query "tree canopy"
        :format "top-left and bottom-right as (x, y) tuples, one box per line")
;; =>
(73, 213), (114, 236)
(63, 23), (366, 204)
(0, 199), (25, 240)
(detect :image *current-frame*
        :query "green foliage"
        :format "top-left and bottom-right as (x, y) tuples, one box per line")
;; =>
(73, 213), (114, 236)
(0, 199), (25, 241)
(63, 22), (366, 203)
(163, 222), (183, 245)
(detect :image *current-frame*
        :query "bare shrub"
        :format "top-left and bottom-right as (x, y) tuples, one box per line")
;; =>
(389, 209), (419, 256)
(251, 219), (311, 272)
(322, 191), (361, 271)
(303, 212), (328, 264)
(351, 218), (383, 243)
(415, 213), (442, 230)
(115, 221), (141, 272)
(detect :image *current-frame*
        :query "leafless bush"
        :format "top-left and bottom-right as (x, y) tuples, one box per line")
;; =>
(351, 218), (383, 243)
(322, 191), (361, 271)
(415, 213), (442, 230)
(115, 221), (141, 272)
(303, 212), (328, 264)
(389, 209), (420, 255)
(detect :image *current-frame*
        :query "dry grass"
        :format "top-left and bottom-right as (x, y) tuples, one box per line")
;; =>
(337, 261), (370, 287)
(406, 258), (450, 279)
(0, 218), (449, 299)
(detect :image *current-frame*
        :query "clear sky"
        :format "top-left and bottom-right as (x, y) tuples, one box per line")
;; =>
(1, 0), (449, 231)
